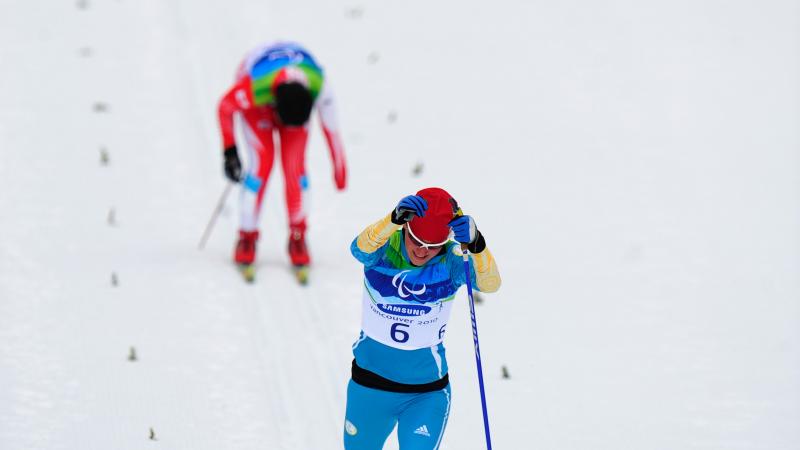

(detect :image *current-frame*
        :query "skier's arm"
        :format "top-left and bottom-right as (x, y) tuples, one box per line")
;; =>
(351, 196), (427, 265)
(468, 246), (502, 293)
(449, 215), (501, 293)
(351, 213), (399, 265)
(217, 78), (252, 150)
(317, 81), (347, 190)
(448, 244), (501, 293)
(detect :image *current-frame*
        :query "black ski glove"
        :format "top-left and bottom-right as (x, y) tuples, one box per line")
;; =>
(223, 146), (242, 182)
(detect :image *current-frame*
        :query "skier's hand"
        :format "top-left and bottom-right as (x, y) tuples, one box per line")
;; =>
(449, 215), (477, 244)
(223, 146), (242, 182)
(392, 195), (427, 224)
(450, 214), (486, 253)
(334, 165), (347, 191)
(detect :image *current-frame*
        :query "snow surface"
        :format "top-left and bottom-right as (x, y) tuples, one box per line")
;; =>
(1, 0), (798, 449)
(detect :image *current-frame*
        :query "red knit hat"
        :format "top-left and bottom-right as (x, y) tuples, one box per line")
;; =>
(408, 187), (459, 244)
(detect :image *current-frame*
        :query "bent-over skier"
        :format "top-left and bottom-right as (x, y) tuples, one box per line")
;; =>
(217, 41), (347, 282)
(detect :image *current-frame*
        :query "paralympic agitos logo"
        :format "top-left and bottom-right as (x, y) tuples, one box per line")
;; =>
(392, 270), (427, 299)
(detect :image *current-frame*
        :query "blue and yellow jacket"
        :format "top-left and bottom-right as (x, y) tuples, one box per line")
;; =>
(350, 213), (500, 386)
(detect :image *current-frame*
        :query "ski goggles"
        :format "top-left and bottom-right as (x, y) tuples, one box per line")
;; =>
(404, 223), (451, 250)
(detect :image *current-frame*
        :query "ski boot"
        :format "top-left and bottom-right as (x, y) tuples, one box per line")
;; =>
(288, 226), (310, 285)
(234, 230), (259, 283)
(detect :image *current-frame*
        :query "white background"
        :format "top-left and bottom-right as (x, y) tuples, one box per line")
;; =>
(1, 0), (798, 449)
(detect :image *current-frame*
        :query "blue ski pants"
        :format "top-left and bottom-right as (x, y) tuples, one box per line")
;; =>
(343, 380), (451, 450)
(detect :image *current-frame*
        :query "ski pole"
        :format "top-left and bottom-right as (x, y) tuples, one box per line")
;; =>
(462, 244), (493, 449)
(198, 182), (234, 250)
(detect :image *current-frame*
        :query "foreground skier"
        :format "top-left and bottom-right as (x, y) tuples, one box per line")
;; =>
(217, 41), (347, 283)
(344, 187), (501, 449)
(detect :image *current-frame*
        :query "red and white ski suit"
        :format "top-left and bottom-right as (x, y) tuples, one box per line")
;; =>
(217, 46), (347, 234)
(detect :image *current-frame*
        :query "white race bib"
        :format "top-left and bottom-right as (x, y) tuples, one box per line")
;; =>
(361, 289), (454, 350)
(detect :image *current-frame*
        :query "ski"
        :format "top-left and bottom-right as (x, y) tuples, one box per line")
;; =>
(293, 265), (309, 286)
(238, 264), (256, 283)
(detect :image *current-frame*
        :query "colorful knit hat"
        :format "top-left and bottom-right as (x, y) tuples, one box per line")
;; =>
(408, 187), (460, 244)
(272, 65), (310, 89)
